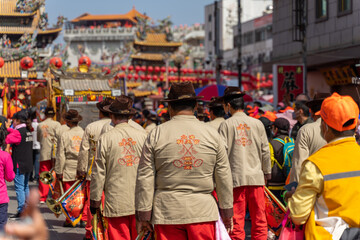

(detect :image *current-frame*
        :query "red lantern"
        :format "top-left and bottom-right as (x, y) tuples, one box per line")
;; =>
(78, 56), (91, 67)
(121, 65), (127, 71)
(128, 65), (134, 71)
(134, 73), (139, 80)
(208, 70), (214, 75)
(135, 65), (141, 72)
(268, 74), (273, 79)
(182, 68), (188, 74)
(20, 57), (34, 70)
(168, 67), (173, 72)
(261, 76), (266, 82)
(173, 67), (178, 73)
(188, 69), (193, 74)
(127, 74), (133, 80)
(154, 66), (160, 73)
(0, 57), (4, 68)
(140, 74), (146, 81)
(161, 66), (166, 73)
(146, 74), (152, 81)
(141, 65), (146, 72)
(102, 67), (111, 75)
(147, 66), (154, 72)
(160, 75), (164, 81)
(198, 69), (203, 74)
(152, 75), (158, 81)
(116, 73), (122, 79)
(50, 57), (63, 69)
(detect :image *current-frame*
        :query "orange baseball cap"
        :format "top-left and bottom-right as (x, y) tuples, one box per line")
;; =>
(319, 93), (359, 131)
(263, 111), (277, 122)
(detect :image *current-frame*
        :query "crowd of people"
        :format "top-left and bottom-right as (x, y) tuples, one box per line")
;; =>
(0, 81), (360, 240)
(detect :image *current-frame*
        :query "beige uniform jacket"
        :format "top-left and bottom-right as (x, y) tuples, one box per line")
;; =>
(90, 123), (146, 217)
(219, 111), (271, 187)
(145, 123), (156, 134)
(100, 119), (145, 135)
(37, 118), (61, 162)
(207, 117), (225, 130)
(55, 124), (70, 159)
(77, 118), (111, 180)
(135, 115), (233, 225)
(55, 126), (84, 182)
(289, 118), (326, 183)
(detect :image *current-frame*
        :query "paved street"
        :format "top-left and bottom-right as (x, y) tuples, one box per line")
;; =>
(7, 181), (85, 240)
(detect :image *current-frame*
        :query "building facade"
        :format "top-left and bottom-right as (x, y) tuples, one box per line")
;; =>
(270, 0), (360, 97)
(63, 8), (145, 67)
(204, 0), (272, 69)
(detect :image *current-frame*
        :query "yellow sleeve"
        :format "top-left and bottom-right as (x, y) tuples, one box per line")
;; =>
(288, 160), (324, 225)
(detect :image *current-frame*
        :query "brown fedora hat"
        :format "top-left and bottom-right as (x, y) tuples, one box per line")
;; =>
(221, 86), (245, 101)
(196, 106), (208, 117)
(163, 82), (203, 102)
(103, 95), (136, 115)
(208, 97), (223, 108)
(306, 93), (331, 110)
(96, 97), (114, 112)
(63, 109), (83, 123)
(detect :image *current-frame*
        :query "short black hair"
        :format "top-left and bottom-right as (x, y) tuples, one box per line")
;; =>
(169, 100), (197, 112)
(295, 101), (310, 117)
(112, 114), (131, 121)
(228, 97), (245, 111)
(210, 106), (225, 118)
(100, 110), (110, 118)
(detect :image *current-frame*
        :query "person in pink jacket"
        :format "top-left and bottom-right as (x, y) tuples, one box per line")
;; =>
(0, 126), (15, 231)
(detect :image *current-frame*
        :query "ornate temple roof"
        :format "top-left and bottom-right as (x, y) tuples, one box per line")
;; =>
(71, 7), (147, 24)
(134, 33), (182, 47)
(0, 60), (37, 78)
(0, 0), (36, 16)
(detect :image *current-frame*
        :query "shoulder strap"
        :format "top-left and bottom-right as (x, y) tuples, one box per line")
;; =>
(274, 137), (285, 145)
(269, 142), (283, 169)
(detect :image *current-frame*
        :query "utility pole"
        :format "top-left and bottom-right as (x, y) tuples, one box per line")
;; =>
(237, 0), (242, 89)
(302, 0), (308, 94)
(214, 0), (221, 85)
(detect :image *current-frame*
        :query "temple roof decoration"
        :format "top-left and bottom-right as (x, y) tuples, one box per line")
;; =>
(0, 60), (37, 78)
(134, 33), (182, 48)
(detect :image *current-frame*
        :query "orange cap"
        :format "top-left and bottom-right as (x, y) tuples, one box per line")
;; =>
(320, 93), (359, 131)
(263, 111), (277, 122)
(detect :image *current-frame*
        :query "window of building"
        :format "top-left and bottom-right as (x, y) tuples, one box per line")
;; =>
(266, 25), (272, 39)
(242, 32), (253, 45)
(208, 31), (212, 41)
(338, 0), (352, 16)
(255, 28), (266, 42)
(316, 0), (328, 20)
(208, 14), (212, 22)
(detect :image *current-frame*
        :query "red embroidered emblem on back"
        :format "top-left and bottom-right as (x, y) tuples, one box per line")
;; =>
(117, 138), (139, 166)
(235, 124), (252, 146)
(173, 135), (203, 170)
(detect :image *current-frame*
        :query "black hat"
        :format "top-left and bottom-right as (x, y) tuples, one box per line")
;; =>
(305, 93), (331, 112)
(63, 109), (82, 123)
(163, 82), (203, 102)
(45, 107), (55, 116)
(96, 97), (114, 112)
(221, 86), (245, 102)
(274, 117), (290, 131)
(103, 95), (136, 115)
(208, 97), (223, 108)
(259, 116), (273, 128)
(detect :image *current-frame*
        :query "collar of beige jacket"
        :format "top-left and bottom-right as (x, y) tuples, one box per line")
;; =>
(114, 122), (130, 128)
(232, 111), (246, 117)
(172, 115), (197, 120)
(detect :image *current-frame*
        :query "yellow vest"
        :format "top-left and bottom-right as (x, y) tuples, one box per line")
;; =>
(306, 137), (360, 240)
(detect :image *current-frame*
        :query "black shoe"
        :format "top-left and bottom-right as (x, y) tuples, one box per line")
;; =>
(83, 237), (91, 240)
(10, 212), (21, 219)
(79, 220), (86, 228)
(63, 222), (76, 228)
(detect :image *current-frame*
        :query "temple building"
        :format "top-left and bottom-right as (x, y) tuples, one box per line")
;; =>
(64, 7), (147, 67)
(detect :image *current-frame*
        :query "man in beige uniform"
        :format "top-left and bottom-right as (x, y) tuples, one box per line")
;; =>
(207, 97), (225, 130)
(289, 93), (330, 183)
(76, 98), (113, 239)
(37, 107), (61, 202)
(144, 113), (157, 134)
(218, 86), (271, 240)
(55, 109), (84, 227)
(136, 82), (233, 240)
(100, 111), (146, 135)
(90, 96), (146, 240)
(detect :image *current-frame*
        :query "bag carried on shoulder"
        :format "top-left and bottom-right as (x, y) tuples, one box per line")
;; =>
(279, 210), (304, 240)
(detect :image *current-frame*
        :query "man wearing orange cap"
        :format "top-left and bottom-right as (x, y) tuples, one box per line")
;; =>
(287, 93), (360, 239)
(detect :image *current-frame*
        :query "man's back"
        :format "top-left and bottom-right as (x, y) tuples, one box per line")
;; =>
(219, 111), (271, 187)
(37, 118), (61, 161)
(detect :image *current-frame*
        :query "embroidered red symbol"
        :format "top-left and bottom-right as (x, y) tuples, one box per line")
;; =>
(117, 138), (139, 166)
(235, 124), (252, 146)
(173, 135), (203, 170)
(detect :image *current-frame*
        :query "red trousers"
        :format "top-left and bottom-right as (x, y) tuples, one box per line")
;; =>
(38, 160), (52, 201)
(63, 181), (88, 224)
(106, 215), (136, 240)
(230, 186), (267, 240)
(154, 222), (215, 240)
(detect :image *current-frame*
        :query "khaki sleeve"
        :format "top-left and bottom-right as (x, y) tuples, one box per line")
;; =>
(288, 160), (323, 225)
(218, 121), (229, 151)
(55, 133), (66, 175)
(135, 133), (155, 222)
(290, 128), (309, 183)
(260, 124), (271, 174)
(77, 126), (90, 174)
(51, 123), (60, 159)
(90, 137), (106, 205)
(214, 137), (234, 218)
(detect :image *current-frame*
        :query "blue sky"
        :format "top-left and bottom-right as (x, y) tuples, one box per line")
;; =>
(46, 0), (214, 26)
